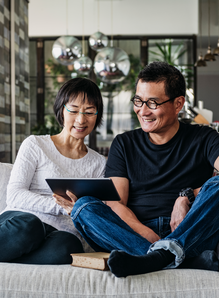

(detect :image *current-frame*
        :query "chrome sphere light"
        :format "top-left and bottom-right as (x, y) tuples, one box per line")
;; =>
(52, 36), (82, 65)
(89, 31), (109, 52)
(74, 55), (93, 75)
(94, 47), (130, 84)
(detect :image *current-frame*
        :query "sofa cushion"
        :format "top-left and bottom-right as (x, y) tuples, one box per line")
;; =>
(0, 263), (219, 298)
(0, 162), (13, 213)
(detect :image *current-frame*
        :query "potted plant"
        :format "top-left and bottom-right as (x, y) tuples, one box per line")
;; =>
(46, 59), (73, 86)
(149, 39), (194, 90)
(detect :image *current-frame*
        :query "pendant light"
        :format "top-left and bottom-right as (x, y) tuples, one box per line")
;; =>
(52, 36), (82, 65)
(195, 0), (206, 66)
(74, 0), (93, 75)
(213, 2), (219, 55)
(89, 0), (108, 52)
(213, 39), (219, 56)
(204, 0), (216, 61)
(52, 0), (82, 65)
(93, 0), (130, 84)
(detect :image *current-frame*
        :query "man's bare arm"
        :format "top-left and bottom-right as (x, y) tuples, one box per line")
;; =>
(106, 177), (160, 244)
(170, 186), (202, 232)
(170, 196), (190, 232)
(214, 156), (219, 171)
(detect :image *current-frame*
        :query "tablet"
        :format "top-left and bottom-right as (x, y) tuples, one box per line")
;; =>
(45, 178), (121, 201)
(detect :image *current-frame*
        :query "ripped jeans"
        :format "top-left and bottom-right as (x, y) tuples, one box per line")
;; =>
(71, 176), (219, 268)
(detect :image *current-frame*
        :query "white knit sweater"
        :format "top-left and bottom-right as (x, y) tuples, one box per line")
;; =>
(4, 135), (106, 251)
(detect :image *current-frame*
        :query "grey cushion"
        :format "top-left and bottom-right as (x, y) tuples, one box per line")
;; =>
(0, 162), (12, 213)
(0, 263), (219, 298)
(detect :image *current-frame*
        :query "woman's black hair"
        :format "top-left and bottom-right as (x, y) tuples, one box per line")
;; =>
(54, 77), (103, 129)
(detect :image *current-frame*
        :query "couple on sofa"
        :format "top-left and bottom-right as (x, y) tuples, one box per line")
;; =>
(1, 62), (219, 278)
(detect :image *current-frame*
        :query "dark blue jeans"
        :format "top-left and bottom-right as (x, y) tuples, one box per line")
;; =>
(0, 211), (83, 264)
(71, 176), (219, 268)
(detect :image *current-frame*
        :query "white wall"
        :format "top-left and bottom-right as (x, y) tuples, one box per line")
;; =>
(28, 0), (198, 37)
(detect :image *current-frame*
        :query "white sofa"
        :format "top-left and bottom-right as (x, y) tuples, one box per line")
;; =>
(1, 162), (219, 298)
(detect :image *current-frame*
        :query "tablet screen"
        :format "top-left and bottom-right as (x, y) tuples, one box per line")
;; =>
(46, 178), (121, 201)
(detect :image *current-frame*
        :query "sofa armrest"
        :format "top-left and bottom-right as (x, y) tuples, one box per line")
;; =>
(0, 163), (13, 213)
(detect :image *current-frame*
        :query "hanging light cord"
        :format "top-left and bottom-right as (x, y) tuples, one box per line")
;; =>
(199, 0), (202, 51)
(66, 0), (68, 35)
(97, 0), (100, 31)
(208, 0), (210, 47)
(111, 0), (113, 46)
(82, 0), (85, 55)
(218, 0), (219, 39)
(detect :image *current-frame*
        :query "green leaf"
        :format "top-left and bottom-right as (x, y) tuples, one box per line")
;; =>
(176, 49), (187, 59)
(148, 50), (164, 58)
(167, 41), (172, 61)
(173, 41), (184, 55)
(155, 43), (167, 56)
(148, 39), (194, 89)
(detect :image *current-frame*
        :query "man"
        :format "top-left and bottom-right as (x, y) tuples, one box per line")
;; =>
(57, 62), (219, 277)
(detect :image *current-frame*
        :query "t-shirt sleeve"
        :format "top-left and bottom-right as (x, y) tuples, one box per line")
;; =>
(203, 127), (219, 167)
(105, 135), (128, 179)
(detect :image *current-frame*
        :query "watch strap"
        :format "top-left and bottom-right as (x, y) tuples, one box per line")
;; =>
(179, 187), (195, 205)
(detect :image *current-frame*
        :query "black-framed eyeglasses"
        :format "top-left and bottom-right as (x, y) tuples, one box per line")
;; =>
(131, 97), (175, 110)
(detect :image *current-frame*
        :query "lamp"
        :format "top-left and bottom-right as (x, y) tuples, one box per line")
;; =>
(89, 0), (108, 51)
(93, 0), (130, 84)
(52, 0), (82, 65)
(195, 0), (206, 66)
(213, 39), (219, 55)
(52, 36), (82, 66)
(74, 56), (93, 75)
(74, 0), (93, 75)
(204, 0), (216, 61)
(195, 54), (207, 67)
(94, 47), (130, 84)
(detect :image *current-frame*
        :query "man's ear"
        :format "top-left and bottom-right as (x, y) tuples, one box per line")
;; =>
(175, 96), (185, 114)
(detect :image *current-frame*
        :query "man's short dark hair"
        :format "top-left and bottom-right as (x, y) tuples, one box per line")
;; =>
(136, 62), (186, 99)
(54, 77), (103, 129)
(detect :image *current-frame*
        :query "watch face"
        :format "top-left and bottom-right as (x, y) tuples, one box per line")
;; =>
(179, 188), (195, 204)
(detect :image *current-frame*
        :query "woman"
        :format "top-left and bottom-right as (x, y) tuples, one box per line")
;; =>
(0, 78), (106, 264)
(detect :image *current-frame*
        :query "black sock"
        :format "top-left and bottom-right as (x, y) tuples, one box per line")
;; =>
(107, 249), (175, 278)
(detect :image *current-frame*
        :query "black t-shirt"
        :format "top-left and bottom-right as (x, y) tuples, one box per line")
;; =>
(105, 122), (219, 222)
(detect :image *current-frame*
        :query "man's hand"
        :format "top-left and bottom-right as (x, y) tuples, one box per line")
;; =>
(141, 227), (161, 243)
(170, 196), (190, 232)
(53, 190), (78, 215)
(107, 200), (160, 243)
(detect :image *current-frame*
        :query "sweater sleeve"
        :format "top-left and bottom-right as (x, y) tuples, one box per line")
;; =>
(7, 136), (67, 216)
(95, 155), (106, 178)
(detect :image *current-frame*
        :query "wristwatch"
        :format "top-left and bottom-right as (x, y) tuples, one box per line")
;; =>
(179, 187), (195, 206)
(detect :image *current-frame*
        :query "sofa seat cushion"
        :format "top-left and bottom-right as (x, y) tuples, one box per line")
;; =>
(0, 263), (219, 298)
(0, 163), (13, 213)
